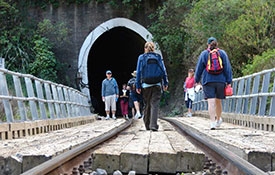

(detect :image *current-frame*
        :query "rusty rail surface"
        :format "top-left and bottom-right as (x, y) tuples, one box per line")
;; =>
(21, 120), (132, 175)
(162, 117), (267, 175)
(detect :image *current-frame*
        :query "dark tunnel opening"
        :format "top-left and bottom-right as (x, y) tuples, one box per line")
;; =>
(88, 26), (145, 116)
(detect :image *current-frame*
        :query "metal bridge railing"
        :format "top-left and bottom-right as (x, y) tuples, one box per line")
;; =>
(193, 67), (275, 117)
(0, 68), (91, 123)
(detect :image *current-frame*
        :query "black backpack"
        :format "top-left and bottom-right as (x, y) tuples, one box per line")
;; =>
(141, 53), (164, 84)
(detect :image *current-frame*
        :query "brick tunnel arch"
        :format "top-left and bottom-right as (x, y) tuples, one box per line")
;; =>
(78, 18), (162, 115)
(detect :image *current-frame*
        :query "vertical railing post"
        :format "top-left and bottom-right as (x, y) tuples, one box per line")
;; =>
(235, 79), (244, 114)
(243, 77), (251, 114)
(0, 72), (14, 122)
(25, 77), (39, 120)
(44, 82), (55, 119)
(13, 75), (27, 121)
(57, 86), (67, 117)
(230, 80), (238, 113)
(51, 84), (61, 118)
(35, 80), (47, 119)
(270, 77), (275, 116)
(63, 87), (72, 117)
(258, 72), (270, 116)
(249, 75), (260, 115)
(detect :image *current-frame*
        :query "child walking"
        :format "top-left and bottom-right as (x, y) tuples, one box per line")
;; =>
(184, 69), (195, 117)
(120, 83), (129, 119)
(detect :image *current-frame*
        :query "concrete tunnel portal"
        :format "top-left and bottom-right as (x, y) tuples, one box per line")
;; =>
(78, 18), (162, 116)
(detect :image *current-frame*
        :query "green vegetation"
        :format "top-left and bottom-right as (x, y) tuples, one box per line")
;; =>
(149, 0), (275, 78)
(1, 0), (275, 85)
(0, 1), (68, 82)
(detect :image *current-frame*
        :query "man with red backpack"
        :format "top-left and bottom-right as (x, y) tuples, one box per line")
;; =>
(195, 37), (232, 130)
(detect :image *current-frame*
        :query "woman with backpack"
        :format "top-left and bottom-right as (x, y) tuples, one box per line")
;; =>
(194, 37), (232, 130)
(135, 41), (169, 131)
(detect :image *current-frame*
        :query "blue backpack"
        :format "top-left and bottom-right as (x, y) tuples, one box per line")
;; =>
(141, 53), (164, 84)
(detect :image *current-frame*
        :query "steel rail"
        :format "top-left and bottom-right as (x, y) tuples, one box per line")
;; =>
(162, 117), (267, 175)
(21, 120), (132, 175)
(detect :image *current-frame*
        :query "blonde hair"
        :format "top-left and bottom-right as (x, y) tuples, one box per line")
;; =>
(144, 41), (155, 53)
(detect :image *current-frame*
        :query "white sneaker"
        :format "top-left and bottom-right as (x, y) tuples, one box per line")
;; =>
(210, 122), (216, 130)
(112, 115), (116, 120)
(216, 118), (223, 127)
(134, 113), (141, 119)
(105, 116), (110, 120)
(187, 113), (192, 117)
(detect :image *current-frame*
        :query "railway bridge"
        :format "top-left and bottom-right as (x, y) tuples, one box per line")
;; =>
(0, 63), (275, 175)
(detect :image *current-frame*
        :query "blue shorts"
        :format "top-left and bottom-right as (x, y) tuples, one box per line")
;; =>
(129, 91), (142, 108)
(130, 91), (142, 102)
(203, 82), (226, 99)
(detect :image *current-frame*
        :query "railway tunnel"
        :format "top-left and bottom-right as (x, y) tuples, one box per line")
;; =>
(78, 18), (162, 116)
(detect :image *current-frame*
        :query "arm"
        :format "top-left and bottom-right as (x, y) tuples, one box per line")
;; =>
(101, 80), (105, 101)
(135, 55), (143, 93)
(220, 50), (233, 84)
(159, 56), (169, 87)
(195, 51), (207, 83)
(114, 78), (119, 96)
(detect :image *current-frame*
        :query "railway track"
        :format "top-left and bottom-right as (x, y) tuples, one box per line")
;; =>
(21, 117), (267, 175)
(21, 119), (132, 175)
(162, 117), (267, 175)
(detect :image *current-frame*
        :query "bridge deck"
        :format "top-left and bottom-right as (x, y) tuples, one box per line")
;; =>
(0, 115), (274, 174)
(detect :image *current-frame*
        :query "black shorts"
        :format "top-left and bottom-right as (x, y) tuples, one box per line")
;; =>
(203, 82), (226, 99)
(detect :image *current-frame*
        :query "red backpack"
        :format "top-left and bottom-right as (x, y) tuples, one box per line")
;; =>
(206, 48), (223, 74)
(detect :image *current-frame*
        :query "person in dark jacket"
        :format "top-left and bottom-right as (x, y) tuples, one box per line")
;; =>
(195, 37), (232, 130)
(135, 41), (168, 131)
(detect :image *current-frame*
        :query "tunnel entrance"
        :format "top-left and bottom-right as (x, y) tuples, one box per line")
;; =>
(88, 27), (145, 116)
(78, 18), (161, 116)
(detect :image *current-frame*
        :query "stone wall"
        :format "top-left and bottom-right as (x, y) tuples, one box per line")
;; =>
(26, 1), (162, 88)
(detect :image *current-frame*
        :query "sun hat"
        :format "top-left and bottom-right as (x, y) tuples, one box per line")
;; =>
(106, 70), (112, 74)
(207, 37), (217, 44)
(131, 70), (137, 77)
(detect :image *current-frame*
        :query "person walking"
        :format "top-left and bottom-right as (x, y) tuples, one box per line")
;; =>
(136, 41), (169, 131)
(101, 70), (119, 120)
(195, 37), (232, 130)
(184, 68), (195, 117)
(119, 83), (129, 119)
(127, 71), (143, 119)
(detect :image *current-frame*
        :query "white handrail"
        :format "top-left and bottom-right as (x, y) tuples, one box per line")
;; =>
(0, 68), (91, 123)
(193, 67), (275, 117)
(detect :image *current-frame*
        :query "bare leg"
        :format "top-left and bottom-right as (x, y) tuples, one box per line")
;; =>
(215, 98), (222, 120)
(207, 98), (216, 122)
(112, 110), (116, 116)
(134, 101), (141, 119)
(112, 110), (116, 119)
(134, 101), (140, 114)
(106, 111), (110, 116)
(132, 108), (135, 117)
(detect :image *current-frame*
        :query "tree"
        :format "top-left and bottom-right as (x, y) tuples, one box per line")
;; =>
(29, 35), (57, 82)
(223, 0), (275, 75)
(184, 0), (275, 76)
